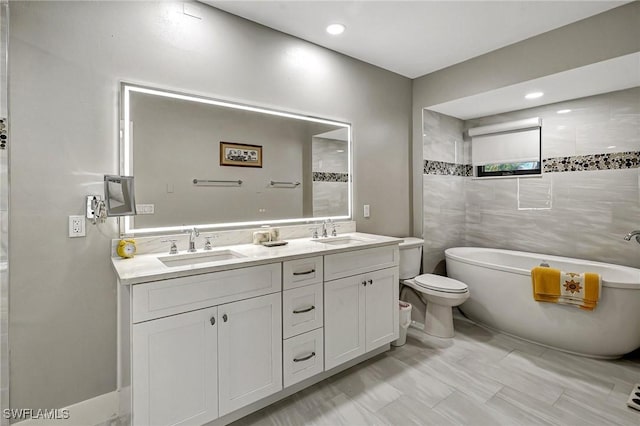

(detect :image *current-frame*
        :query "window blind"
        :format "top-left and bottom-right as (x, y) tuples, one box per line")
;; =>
(470, 118), (541, 167)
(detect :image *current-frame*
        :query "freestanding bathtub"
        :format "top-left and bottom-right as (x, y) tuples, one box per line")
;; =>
(445, 247), (640, 358)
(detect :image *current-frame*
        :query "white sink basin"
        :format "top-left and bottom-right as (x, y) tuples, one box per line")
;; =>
(159, 250), (246, 267)
(311, 236), (371, 246)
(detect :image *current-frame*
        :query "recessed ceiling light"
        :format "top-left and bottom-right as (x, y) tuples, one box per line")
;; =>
(557, 109), (572, 114)
(525, 92), (544, 100)
(607, 145), (617, 149)
(336, 149), (345, 153)
(326, 23), (345, 35)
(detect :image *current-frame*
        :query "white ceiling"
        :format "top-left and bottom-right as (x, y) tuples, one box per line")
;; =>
(429, 52), (640, 119)
(205, 0), (626, 79)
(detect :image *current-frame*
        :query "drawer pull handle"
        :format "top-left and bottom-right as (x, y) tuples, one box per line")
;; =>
(210, 317), (216, 326)
(293, 352), (316, 363)
(222, 314), (228, 322)
(293, 269), (316, 276)
(362, 280), (367, 286)
(293, 305), (315, 314)
(368, 279), (373, 285)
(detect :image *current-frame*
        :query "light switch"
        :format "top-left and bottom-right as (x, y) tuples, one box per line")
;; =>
(136, 204), (155, 214)
(363, 204), (370, 218)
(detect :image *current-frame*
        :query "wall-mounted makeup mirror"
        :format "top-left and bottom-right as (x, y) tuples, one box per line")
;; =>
(120, 83), (352, 234)
(104, 175), (137, 217)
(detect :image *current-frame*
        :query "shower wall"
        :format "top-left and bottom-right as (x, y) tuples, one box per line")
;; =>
(422, 87), (640, 272)
(422, 111), (468, 273)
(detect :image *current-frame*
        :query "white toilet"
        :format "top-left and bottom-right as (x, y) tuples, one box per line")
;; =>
(399, 238), (470, 338)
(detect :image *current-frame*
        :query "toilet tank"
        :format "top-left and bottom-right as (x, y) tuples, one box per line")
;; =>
(399, 237), (424, 279)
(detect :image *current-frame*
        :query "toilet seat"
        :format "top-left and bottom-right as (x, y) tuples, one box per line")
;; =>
(414, 274), (468, 294)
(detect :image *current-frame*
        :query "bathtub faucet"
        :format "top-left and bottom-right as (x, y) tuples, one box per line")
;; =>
(624, 230), (640, 244)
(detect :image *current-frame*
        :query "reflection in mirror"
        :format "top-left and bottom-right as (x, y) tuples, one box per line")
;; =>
(104, 175), (137, 217)
(121, 83), (351, 234)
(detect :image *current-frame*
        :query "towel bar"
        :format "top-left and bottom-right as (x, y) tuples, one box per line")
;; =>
(193, 179), (242, 186)
(269, 180), (300, 187)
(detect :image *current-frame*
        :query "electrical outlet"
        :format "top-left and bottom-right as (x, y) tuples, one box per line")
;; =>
(363, 204), (370, 218)
(69, 215), (85, 237)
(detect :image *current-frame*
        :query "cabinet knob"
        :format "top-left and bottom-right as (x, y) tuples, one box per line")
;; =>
(362, 280), (367, 286)
(222, 314), (228, 322)
(210, 317), (215, 326)
(368, 279), (373, 285)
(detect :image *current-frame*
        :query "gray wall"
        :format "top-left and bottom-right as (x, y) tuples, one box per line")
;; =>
(0, 1), (7, 419)
(411, 1), (640, 237)
(421, 88), (640, 274)
(9, 1), (411, 410)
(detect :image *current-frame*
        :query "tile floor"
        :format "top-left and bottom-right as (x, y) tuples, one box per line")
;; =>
(233, 312), (640, 426)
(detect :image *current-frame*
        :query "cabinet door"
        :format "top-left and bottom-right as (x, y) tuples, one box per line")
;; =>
(365, 267), (399, 350)
(324, 275), (366, 370)
(218, 293), (282, 416)
(133, 307), (218, 426)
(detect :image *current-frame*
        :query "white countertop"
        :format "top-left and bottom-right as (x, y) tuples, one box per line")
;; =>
(112, 232), (402, 285)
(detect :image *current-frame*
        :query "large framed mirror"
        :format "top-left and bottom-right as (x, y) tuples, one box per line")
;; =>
(121, 83), (352, 234)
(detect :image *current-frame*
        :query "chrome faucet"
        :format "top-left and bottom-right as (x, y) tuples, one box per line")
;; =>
(186, 227), (200, 252)
(624, 230), (640, 244)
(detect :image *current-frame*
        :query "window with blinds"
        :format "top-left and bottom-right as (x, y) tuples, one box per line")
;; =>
(469, 117), (542, 178)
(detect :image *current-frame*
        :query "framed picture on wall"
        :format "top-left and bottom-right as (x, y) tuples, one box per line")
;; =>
(220, 142), (263, 168)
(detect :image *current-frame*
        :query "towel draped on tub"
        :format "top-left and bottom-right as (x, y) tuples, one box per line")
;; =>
(531, 266), (601, 311)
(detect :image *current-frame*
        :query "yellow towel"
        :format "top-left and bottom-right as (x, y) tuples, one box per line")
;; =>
(531, 266), (601, 311)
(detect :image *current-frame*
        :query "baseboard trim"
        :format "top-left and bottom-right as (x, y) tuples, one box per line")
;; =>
(15, 391), (118, 425)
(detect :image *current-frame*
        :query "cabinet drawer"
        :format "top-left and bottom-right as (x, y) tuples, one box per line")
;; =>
(283, 256), (323, 290)
(283, 328), (324, 388)
(282, 283), (323, 339)
(324, 245), (399, 281)
(132, 263), (281, 323)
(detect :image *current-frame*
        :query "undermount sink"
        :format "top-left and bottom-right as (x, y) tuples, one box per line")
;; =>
(159, 249), (246, 267)
(311, 235), (371, 245)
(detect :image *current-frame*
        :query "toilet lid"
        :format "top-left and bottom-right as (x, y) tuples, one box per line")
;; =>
(414, 274), (468, 294)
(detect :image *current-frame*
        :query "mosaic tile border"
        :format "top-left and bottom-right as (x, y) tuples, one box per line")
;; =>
(423, 160), (472, 177)
(312, 172), (349, 182)
(424, 151), (640, 176)
(543, 151), (639, 173)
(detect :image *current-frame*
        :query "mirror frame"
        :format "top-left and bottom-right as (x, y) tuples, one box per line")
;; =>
(120, 82), (352, 235)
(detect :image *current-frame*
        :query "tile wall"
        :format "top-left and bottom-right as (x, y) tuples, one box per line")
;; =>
(312, 137), (349, 217)
(422, 110), (469, 273)
(422, 87), (640, 272)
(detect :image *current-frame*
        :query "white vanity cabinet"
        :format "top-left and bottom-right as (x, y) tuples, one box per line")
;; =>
(324, 247), (399, 370)
(116, 234), (402, 426)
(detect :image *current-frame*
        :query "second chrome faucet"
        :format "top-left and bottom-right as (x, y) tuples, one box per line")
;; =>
(186, 227), (200, 252)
